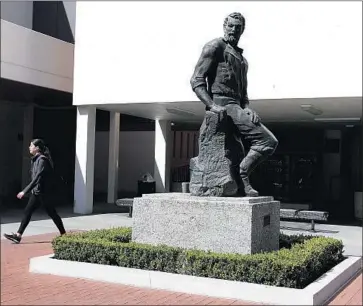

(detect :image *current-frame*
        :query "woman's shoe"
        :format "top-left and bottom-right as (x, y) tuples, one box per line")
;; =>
(3, 233), (21, 244)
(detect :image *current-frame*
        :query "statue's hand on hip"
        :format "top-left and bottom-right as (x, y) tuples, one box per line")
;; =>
(244, 108), (260, 124)
(210, 104), (226, 114)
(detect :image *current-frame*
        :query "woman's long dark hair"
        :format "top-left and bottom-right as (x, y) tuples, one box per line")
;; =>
(31, 139), (54, 168)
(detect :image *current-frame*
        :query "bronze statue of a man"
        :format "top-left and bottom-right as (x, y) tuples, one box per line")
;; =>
(190, 12), (278, 197)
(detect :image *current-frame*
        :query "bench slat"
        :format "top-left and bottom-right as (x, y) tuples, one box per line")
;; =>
(115, 198), (134, 207)
(280, 209), (328, 221)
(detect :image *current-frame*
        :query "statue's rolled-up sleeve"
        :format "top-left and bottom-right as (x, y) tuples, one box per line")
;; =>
(190, 44), (217, 91)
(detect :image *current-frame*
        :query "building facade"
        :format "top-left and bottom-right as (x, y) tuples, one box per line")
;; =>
(0, 1), (75, 208)
(1, 1), (362, 221)
(71, 1), (362, 220)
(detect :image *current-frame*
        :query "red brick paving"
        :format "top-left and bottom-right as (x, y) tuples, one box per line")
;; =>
(1, 233), (258, 305)
(1, 232), (361, 305)
(328, 272), (362, 305)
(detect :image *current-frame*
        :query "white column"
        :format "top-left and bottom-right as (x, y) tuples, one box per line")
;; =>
(22, 104), (34, 189)
(74, 106), (96, 214)
(107, 111), (120, 203)
(154, 120), (172, 192)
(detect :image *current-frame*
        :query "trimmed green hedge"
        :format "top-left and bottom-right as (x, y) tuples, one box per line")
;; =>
(52, 227), (344, 289)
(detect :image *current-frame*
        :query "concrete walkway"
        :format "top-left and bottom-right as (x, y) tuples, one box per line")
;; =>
(280, 221), (362, 257)
(1, 211), (132, 237)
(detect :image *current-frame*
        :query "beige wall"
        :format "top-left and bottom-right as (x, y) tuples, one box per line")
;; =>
(94, 130), (200, 194)
(94, 131), (155, 194)
(1, 20), (74, 93)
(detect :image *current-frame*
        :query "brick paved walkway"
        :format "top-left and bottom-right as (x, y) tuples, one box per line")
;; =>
(328, 271), (362, 305)
(1, 233), (361, 305)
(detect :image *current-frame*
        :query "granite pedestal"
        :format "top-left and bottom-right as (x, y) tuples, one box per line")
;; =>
(132, 193), (280, 255)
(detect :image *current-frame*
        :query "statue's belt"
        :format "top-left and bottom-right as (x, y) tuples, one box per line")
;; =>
(213, 95), (240, 106)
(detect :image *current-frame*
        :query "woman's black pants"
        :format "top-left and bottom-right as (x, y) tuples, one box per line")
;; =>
(17, 193), (66, 235)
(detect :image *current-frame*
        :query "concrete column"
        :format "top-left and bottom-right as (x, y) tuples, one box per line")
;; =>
(74, 106), (96, 214)
(107, 111), (120, 203)
(21, 104), (34, 189)
(154, 120), (172, 192)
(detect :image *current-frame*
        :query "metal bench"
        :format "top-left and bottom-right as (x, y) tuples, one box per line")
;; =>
(115, 198), (134, 217)
(280, 209), (329, 231)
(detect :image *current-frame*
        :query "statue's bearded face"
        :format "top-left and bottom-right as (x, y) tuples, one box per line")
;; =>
(223, 17), (244, 46)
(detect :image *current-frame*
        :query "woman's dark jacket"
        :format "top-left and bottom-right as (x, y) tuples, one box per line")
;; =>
(22, 154), (54, 195)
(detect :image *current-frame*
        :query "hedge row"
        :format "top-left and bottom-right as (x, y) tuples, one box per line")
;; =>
(52, 227), (344, 289)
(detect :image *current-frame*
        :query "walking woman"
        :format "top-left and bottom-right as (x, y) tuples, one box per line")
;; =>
(4, 139), (66, 243)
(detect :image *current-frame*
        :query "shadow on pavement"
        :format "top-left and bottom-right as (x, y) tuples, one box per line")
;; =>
(280, 225), (339, 234)
(0, 202), (129, 224)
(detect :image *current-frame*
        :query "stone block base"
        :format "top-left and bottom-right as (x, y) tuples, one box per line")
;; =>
(132, 193), (280, 255)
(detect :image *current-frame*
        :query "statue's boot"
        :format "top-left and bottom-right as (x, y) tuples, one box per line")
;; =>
(240, 149), (267, 197)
